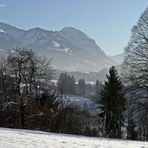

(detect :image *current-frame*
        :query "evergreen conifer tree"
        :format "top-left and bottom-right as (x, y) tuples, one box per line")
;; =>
(100, 66), (126, 138)
(95, 80), (101, 96)
(78, 78), (86, 96)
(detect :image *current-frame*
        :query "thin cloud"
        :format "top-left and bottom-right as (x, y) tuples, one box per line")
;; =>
(0, 4), (6, 8)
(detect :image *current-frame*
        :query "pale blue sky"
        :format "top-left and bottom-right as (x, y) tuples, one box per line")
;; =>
(0, 0), (148, 55)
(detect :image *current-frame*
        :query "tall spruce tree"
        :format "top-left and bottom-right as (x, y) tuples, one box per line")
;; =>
(100, 66), (126, 138)
(78, 78), (86, 96)
(95, 80), (101, 96)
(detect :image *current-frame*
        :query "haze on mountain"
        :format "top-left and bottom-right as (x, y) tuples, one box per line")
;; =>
(0, 22), (118, 72)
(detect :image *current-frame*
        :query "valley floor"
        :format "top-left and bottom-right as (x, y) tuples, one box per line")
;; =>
(0, 128), (147, 148)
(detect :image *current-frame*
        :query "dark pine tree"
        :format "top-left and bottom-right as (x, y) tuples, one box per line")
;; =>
(78, 78), (86, 96)
(95, 80), (101, 96)
(100, 66), (126, 138)
(58, 73), (76, 95)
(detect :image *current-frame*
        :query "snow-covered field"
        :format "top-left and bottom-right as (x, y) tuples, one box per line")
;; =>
(0, 128), (148, 148)
(61, 95), (100, 116)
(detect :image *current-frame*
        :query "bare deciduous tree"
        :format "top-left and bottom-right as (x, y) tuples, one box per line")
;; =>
(0, 47), (54, 128)
(123, 7), (148, 140)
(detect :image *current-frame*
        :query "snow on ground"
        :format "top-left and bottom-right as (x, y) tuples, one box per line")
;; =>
(56, 48), (70, 53)
(63, 95), (96, 108)
(52, 41), (60, 48)
(0, 128), (147, 148)
(0, 49), (4, 51)
(61, 95), (100, 116)
(83, 59), (97, 66)
(0, 29), (6, 33)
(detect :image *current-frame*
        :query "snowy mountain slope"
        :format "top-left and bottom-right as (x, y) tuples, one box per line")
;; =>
(0, 22), (117, 72)
(109, 53), (124, 64)
(0, 22), (24, 51)
(59, 27), (106, 57)
(0, 128), (147, 148)
(0, 22), (25, 40)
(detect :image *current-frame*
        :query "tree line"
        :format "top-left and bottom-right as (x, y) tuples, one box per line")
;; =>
(0, 48), (136, 140)
(0, 48), (98, 136)
(0, 48), (125, 138)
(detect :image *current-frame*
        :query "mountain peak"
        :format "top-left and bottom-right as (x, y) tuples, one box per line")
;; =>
(60, 26), (106, 57)
(61, 27), (88, 38)
(61, 26), (82, 32)
(0, 22), (24, 32)
(0, 22), (14, 28)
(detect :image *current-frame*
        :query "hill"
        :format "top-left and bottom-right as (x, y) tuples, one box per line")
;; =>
(0, 128), (147, 148)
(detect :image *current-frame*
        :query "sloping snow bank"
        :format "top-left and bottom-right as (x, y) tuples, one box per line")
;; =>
(0, 128), (147, 148)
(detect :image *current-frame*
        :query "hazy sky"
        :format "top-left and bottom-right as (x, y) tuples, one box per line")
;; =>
(0, 0), (148, 55)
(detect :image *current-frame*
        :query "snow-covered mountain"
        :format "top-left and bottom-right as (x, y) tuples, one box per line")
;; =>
(109, 53), (124, 64)
(59, 27), (106, 57)
(0, 22), (118, 72)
